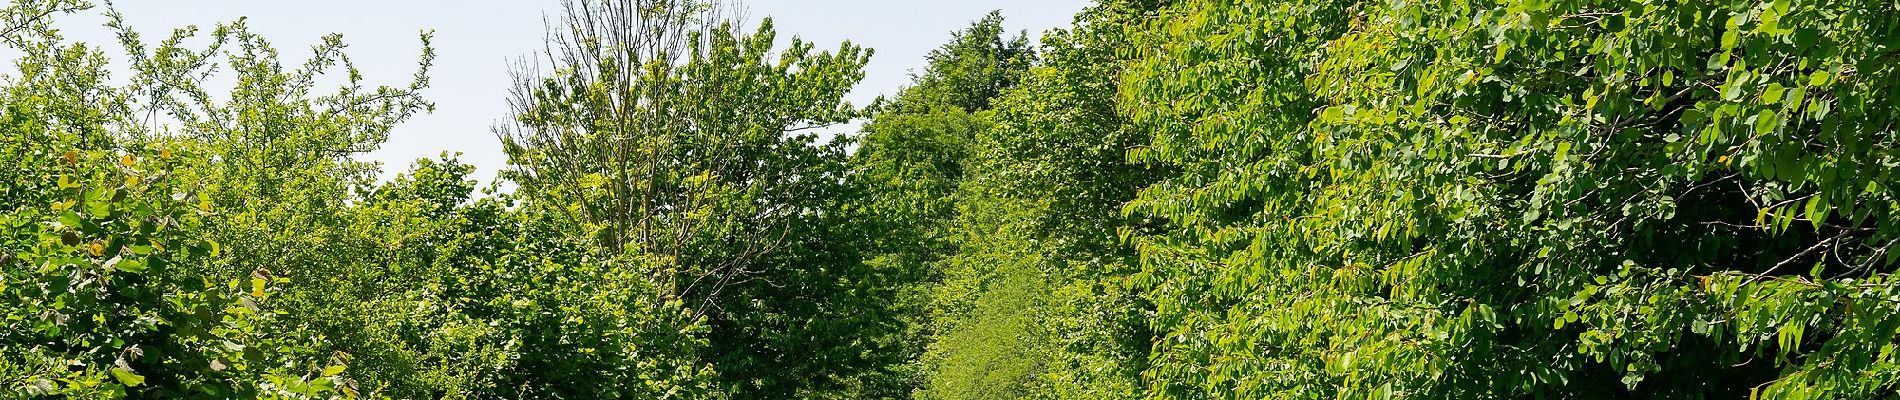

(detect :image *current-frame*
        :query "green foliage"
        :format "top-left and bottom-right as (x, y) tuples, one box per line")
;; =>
(968, 4), (1161, 399)
(346, 155), (721, 399)
(905, 4), (1164, 400)
(844, 12), (1039, 400)
(500, 0), (915, 397)
(886, 11), (1035, 114)
(0, 3), (358, 397)
(1121, 0), (1900, 398)
(849, 14), (1035, 280)
(13, 0), (1897, 398)
(0, 143), (345, 398)
(3, 2), (722, 398)
(500, 0), (868, 268)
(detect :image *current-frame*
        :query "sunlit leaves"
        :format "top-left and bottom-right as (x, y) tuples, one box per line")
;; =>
(899, 5), (1159, 399)
(1120, 0), (1899, 397)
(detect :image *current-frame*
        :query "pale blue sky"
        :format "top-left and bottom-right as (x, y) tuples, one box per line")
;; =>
(64, 1), (1091, 183)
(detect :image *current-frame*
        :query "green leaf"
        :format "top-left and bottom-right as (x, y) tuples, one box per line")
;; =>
(1805, 195), (1828, 228)
(1761, 83), (1785, 104)
(84, 192), (113, 217)
(117, 259), (147, 274)
(1755, 110), (1778, 135)
(111, 368), (145, 387)
(58, 211), (82, 230)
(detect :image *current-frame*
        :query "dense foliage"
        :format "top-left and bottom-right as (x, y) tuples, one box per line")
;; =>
(496, 1), (904, 397)
(1120, 0), (1900, 398)
(6, 0), (1900, 398)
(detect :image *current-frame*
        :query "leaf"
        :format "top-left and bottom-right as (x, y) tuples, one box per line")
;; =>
(322, 365), (346, 377)
(111, 368), (145, 387)
(84, 189), (114, 217)
(1778, 206), (1797, 233)
(1754, 110), (1778, 135)
(117, 259), (147, 274)
(58, 211), (81, 229)
(580, 173), (607, 189)
(1804, 195), (1828, 228)
(1321, 106), (1343, 121)
(1785, 86), (1807, 110)
(1809, 98), (1832, 120)
(1761, 83), (1785, 104)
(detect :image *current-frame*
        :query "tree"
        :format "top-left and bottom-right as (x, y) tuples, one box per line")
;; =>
(1, 1), (411, 396)
(906, 4), (1165, 399)
(842, 11), (1041, 399)
(498, 0), (869, 322)
(1121, 0), (1900, 398)
(498, 0), (904, 397)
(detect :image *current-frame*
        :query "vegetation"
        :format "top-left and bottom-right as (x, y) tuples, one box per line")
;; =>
(3, 0), (1898, 398)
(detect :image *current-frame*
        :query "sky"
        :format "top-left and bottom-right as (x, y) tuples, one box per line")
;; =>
(55, 0), (1092, 184)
